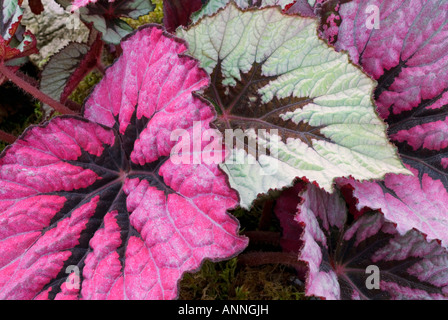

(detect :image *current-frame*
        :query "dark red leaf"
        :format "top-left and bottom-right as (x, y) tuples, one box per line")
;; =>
(29, 0), (44, 15)
(296, 184), (448, 300)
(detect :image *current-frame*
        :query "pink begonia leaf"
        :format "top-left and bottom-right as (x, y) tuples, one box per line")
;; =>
(326, 0), (448, 247)
(163, 0), (203, 33)
(0, 25), (247, 300)
(297, 184), (448, 300)
(334, 0), (448, 118)
(0, 0), (38, 83)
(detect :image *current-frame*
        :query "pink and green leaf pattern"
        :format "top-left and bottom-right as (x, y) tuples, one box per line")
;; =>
(325, 0), (448, 247)
(0, 25), (247, 300)
(296, 184), (448, 300)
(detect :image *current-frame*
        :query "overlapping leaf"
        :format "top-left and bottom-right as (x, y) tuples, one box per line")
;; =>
(178, 3), (408, 208)
(329, 0), (448, 247)
(0, 26), (247, 300)
(191, 0), (294, 23)
(193, 0), (329, 20)
(39, 43), (89, 105)
(274, 182), (304, 253)
(296, 184), (448, 300)
(40, 33), (103, 112)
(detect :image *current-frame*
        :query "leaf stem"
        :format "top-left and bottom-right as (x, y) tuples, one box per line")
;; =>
(0, 63), (76, 115)
(0, 129), (17, 144)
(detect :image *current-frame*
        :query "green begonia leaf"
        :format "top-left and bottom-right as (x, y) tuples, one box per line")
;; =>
(178, 3), (409, 208)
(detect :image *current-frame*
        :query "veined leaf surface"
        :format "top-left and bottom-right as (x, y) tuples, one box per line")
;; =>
(329, 0), (448, 247)
(178, 3), (409, 208)
(0, 26), (247, 300)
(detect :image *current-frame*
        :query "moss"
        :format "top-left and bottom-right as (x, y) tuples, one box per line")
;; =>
(122, 0), (164, 29)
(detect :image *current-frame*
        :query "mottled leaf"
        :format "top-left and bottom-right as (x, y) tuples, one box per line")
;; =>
(0, 25), (247, 300)
(178, 3), (409, 208)
(297, 184), (448, 300)
(191, 0), (294, 22)
(40, 34), (103, 111)
(274, 181), (304, 253)
(29, 0), (44, 14)
(1, 0), (23, 42)
(59, 0), (155, 44)
(39, 43), (89, 105)
(330, 0), (448, 247)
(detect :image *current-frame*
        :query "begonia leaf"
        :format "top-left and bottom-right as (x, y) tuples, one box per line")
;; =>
(39, 34), (103, 111)
(0, 25), (247, 300)
(39, 42), (90, 106)
(162, 0), (203, 32)
(0, 0), (37, 83)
